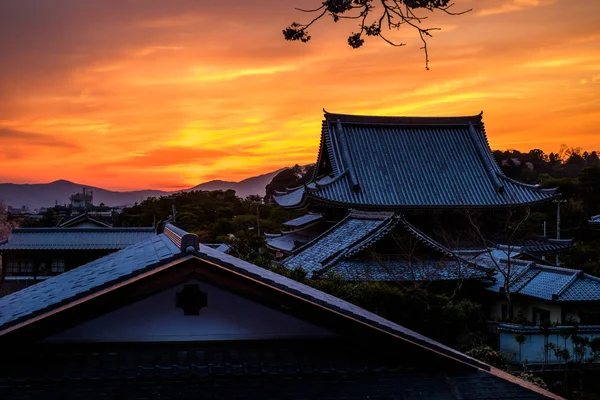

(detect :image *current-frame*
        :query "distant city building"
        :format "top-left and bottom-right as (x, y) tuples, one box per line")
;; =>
(0, 208), (155, 295)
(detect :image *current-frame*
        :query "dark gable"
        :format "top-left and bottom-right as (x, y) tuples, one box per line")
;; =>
(0, 224), (559, 399)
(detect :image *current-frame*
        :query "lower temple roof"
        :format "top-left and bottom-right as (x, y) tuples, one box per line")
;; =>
(279, 211), (489, 281)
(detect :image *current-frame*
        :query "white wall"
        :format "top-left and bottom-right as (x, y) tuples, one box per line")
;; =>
(491, 298), (567, 323)
(46, 279), (335, 342)
(500, 329), (600, 364)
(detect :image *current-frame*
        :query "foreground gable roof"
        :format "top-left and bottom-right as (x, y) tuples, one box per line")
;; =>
(0, 224), (477, 367)
(274, 111), (557, 209)
(0, 223), (561, 398)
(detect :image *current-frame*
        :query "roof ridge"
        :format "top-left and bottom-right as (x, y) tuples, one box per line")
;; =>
(11, 227), (154, 232)
(510, 267), (540, 293)
(324, 111), (484, 126)
(535, 263), (581, 274)
(163, 223), (199, 253)
(348, 210), (395, 219)
(467, 122), (504, 193)
(553, 270), (582, 299)
(310, 121), (329, 181)
(337, 216), (400, 259)
(317, 217), (398, 274)
(499, 174), (558, 194)
(400, 219), (456, 259)
(582, 273), (600, 282)
(334, 119), (360, 192)
(282, 213), (356, 259)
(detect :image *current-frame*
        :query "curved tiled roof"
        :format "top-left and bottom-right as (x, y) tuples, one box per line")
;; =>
(281, 211), (397, 277)
(328, 259), (489, 282)
(279, 211), (489, 282)
(480, 254), (600, 302)
(274, 112), (557, 209)
(282, 213), (323, 228)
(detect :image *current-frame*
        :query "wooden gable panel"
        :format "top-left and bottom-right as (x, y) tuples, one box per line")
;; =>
(45, 279), (335, 343)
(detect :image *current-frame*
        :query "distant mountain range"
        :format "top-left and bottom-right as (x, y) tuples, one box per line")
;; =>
(0, 169), (284, 210)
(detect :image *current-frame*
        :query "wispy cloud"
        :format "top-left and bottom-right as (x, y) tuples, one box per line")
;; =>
(477, 0), (555, 16)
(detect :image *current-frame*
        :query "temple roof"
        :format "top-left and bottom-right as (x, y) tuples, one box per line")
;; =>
(281, 211), (399, 277)
(282, 213), (323, 229)
(279, 211), (489, 281)
(274, 112), (557, 209)
(0, 227), (155, 250)
(265, 213), (326, 254)
(327, 259), (489, 282)
(265, 228), (323, 254)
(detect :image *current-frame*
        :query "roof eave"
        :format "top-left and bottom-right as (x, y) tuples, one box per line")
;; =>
(305, 192), (558, 210)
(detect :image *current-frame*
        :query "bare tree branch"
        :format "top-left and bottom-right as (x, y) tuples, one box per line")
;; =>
(283, 0), (471, 69)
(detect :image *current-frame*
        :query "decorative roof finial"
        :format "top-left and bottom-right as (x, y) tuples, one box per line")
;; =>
(323, 108), (329, 115)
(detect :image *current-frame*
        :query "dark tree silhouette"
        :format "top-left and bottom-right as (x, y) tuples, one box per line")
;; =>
(283, 0), (471, 69)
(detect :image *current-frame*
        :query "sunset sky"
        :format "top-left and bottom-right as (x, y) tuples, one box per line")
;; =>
(1, 0), (599, 191)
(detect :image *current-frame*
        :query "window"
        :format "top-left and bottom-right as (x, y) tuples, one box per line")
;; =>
(533, 307), (551, 325)
(5, 259), (20, 274)
(20, 260), (34, 273)
(51, 259), (65, 273)
(501, 304), (508, 320)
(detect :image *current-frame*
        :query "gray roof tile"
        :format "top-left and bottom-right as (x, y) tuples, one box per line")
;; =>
(479, 254), (600, 302)
(282, 213), (323, 228)
(329, 259), (489, 281)
(0, 227), (155, 250)
(0, 234), (181, 330)
(281, 211), (396, 276)
(274, 112), (556, 209)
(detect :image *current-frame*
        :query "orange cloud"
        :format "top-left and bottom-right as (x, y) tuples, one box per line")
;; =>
(0, 0), (599, 191)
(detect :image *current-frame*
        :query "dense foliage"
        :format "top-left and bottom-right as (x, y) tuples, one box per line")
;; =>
(492, 148), (600, 276)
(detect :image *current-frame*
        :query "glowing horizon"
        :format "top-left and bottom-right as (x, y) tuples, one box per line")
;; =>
(1, 0), (599, 191)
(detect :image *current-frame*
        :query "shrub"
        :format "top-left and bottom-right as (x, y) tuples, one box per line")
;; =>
(465, 345), (509, 370)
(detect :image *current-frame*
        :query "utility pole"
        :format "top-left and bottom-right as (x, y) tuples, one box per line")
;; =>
(554, 199), (566, 266)
(256, 204), (260, 237)
(542, 221), (547, 261)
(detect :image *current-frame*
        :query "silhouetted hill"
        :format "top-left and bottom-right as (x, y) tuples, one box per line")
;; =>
(0, 180), (167, 210)
(0, 169), (285, 210)
(186, 169), (283, 199)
